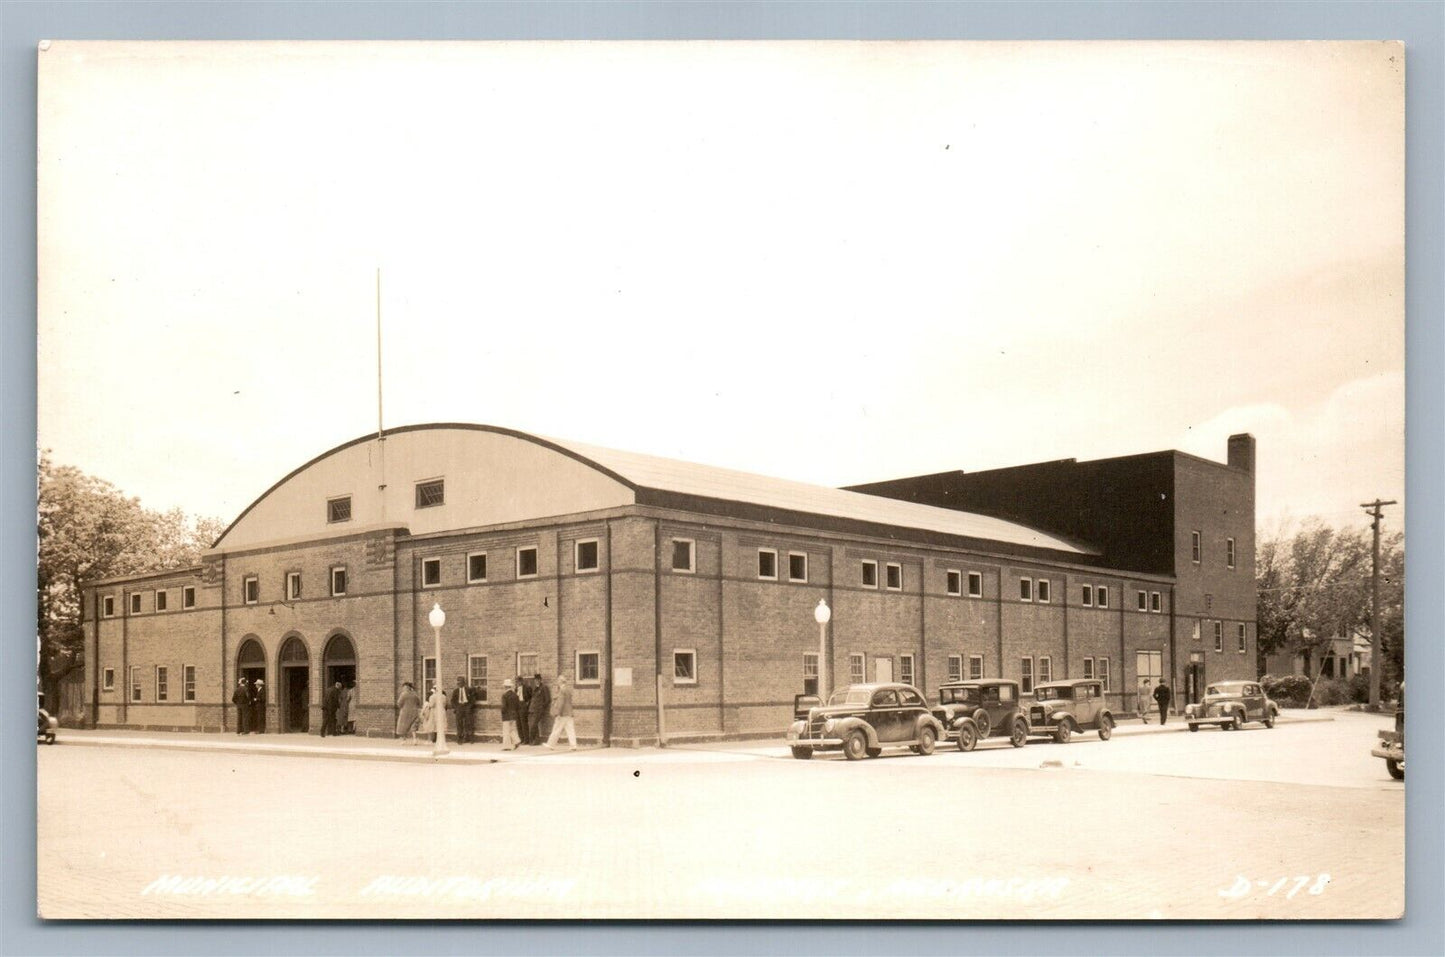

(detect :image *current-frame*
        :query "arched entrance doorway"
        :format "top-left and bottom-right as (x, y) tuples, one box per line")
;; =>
(237, 637), (266, 733)
(323, 633), (357, 689)
(278, 636), (310, 733)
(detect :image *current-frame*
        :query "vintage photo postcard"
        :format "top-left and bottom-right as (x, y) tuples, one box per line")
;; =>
(36, 40), (1404, 920)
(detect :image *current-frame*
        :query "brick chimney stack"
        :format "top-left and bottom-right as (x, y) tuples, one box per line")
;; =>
(1227, 433), (1256, 473)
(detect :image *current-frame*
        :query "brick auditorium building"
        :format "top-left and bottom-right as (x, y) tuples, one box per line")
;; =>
(80, 425), (1258, 745)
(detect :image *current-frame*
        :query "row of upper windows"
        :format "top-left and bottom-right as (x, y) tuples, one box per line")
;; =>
(1195, 619), (1249, 653)
(831, 652), (1114, 693)
(1191, 531), (1238, 569)
(325, 478), (446, 525)
(102, 587), (197, 617)
(101, 664), (197, 702)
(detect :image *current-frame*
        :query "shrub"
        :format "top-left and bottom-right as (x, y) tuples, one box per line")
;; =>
(1347, 673), (1371, 704)
(1313, 678), (1352, 707)
(1262, 674), (1312, 707)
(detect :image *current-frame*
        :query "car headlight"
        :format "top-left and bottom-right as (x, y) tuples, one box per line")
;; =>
(824, 719), (836, 734)
(789, 720), (804, 734)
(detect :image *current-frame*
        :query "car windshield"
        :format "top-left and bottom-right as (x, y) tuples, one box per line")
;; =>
(1205, 684), (1238, 696)
(1035, 686), (1072, 701)
(828, 688), (872, 707)
(939, 686), (980, 706)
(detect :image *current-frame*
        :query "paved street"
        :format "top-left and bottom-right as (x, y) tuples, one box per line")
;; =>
(37, 711), (1403, 920)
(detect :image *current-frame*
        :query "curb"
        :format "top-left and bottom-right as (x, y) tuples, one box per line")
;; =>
(50, 734), (594, 766)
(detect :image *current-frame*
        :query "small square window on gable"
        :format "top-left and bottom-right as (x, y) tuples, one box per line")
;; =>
(1037, 579), (1050, 603)
(287, 572), (302, 600)
(422, 557), (442, 587)
(1137, 590), (1148, 612)
(576, 539), (600, 573)
(331, 566), (348, 597)
(946, 570), (961, 596)
(968, 571), (983, 598)
(1081, 584), (1093, 607)
(1151, 591), (1162, 613)
(1019, 577), (1033, 602)
(861, 560), (878, 588)
(885, 563), (902, 591)
(788, 552), (808, 583)
(757, 549), (778, 580)
(327, 495), (352, 524)
(517, 546), (539, 579)
(671, 539), (695, 573)
(415, 478), (445, 509)
(1097, 586), (1109, 609)
(468, 552), (488, 583)
(243, 576), (259, 604)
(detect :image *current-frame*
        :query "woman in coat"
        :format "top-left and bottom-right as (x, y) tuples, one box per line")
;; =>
(396, 681), (423, 744)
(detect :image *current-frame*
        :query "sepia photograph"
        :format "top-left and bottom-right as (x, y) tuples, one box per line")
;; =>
(34, 37), (1407, 923)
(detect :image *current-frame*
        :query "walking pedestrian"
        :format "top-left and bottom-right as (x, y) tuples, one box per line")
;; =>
(527, 673), (548, 745)
(417, 690), (436, 738)
(544, 675), (577, 750)
(321, 680), (342, 737)
(336, 680), (352, 734)
(251, 678), (266, 734)
(232, 678), (251, 735)
(500, 679), (522, 750)
(449, 676), (474, 744)
(396, 681), (422, 744)
(1153, 679), (1173, 726)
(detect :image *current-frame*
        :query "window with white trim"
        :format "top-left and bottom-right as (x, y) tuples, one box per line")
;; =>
(861, 560), (878, 588)
(155, 666), (169, 702)
(788, 552), (808, 583)
(1137, 590), (1148, 611)
(803, 653), (819, 695)
(1081, 584), (1093, 607)
(287, 572), (302, 601)
(757, 549), (778, 580)
(130, 666), (142, 702)
(968, 571), (983, 598)
(517, 546), (539, 579)
(946, 570), (961, 596)
(327, 495), (352, 524)
(1214, 621), (1223, 653)
(673, 649), (697, 685)
(415, 478), (445, 509)
(1038, 656), (1052, 684)
(576, 539), (600, 573)
(183, 665), (196, 702)
(885, 563), (902, 591)
(1082, 656), (1095, 680)
(1192, 620), (1201, 641)
(330, 566), (348, 597)
(671, 539), (695, 573)
(1191, 530), (1201, 564)
(969, 655), (984, 681)
(1098, 657), (1111, 690)
(1151, 591), (1161, 613)
(103, 595), (115, 617)
(422, 557), (442, 587)
(1097, 586), (1109, 609)
(1227, 537), (1236, 569)
(468, 552), (488, 583)
(576, 650), (601, 685)
(155, 590), (168, 612)
(103, 668), (115, 691)
(1019, 577), (1033, 602)
(1020, 656), (1034, 694)
(422, 656), (437, 698)
(1037, 579), (1050, 603)
(183, 586), (196, 609)
(849, 653), (865, 684)
(1237, 623), (1247, 653)
(947, 654), (962, 682)
(243, 576), (259, 605)
(468, 654), (489, 702)
(130, 593), (142, 614)
(899, 654), (915, 686)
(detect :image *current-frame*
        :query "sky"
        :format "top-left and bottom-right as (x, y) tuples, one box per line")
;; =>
(37, 40), (1405, 537)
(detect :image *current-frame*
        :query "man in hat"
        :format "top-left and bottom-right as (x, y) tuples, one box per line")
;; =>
(527, 672), (550, 745)
(449, 675), (475, 744)
(500, 679), (522, 751)
(321, 680), (342, 737)
(544, 675), (576, 750)
(250, 678), (266, 734)
(232, 678), (251, 734)
(1153, 678), (1173, 726)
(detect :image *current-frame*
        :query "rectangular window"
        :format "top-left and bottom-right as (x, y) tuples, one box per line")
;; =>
(673, 649), (697, 685)
(422, 657), (437, 699)
(946, 570), (961, 596)
(861, 560), (878, 588)
(468, 553), (488, 582)
(468, 655), (489, 702)
(422, 557), (442, 587)
(967, 571), (983, 598)
(1227, 537), (1236, 569)
(576, 651), (601, 685)
(517, 546), (539, 579)
(103, 595), (115, 617)
(155, 666), (169, 702)
(287, 572), (302, 601)
(803, 653), (819, 694)
(327, 495), (352, 523)
(1019, 577), (1033, 602)
(243, 576), (259, 605)
(671, 539), (695, 573)
(1037, 579), (1050, 603)
(330, 566), (348, 597)
(968, 655), (984, 681)
(1192, 620), (1201, 641)
(576, 539), (600, 573)
(1020, 657), (1034, 695)
(155, 590), (168, 612)
(1081, 584), (1093, 607)
(849, 653), (865, 684)
(1097, 586), (1109, 609)
(130, 666), (142, 702)
(757, 549), (778, 580)
(947, 654), (962, 682)
(899, 654), (915, 686)
(517, 653), (538, 677)
(885, 563), (902, 591)
(415, 478), (445, 509)
(1237, 623), (1247, 653)
(103, 668), (115, 691)
(1214, 621), (1223, 652)
(183, 665), (196, 702)
(182, 586), (195, 609)
(130, 593), (142, 614)
(1038, 656), (1052, 684)
(1082, 656), (1095, 680)
(1098, 657), (1111, 691)
(1151, 591), (1162, 613)
(1192, 530), (1202, 564)
(788, 552), (808, 583)
(1137, 590), (1148, 611)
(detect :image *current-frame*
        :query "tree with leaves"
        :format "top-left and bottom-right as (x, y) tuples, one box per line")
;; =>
(37, 451), (225, 706)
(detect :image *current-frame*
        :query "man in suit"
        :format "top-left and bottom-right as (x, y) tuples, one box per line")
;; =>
(321, 680), (342, 737)
(500, 679), (522, 751)
(515, 675), (530, 744)
(232, 678), (251, 735)
(544, 675), (576, 750)
(1153, 679), (1173, 726)
(527, 672), (549, 745)
(448, 676), (475, 744)
(250, 678), (266, 734)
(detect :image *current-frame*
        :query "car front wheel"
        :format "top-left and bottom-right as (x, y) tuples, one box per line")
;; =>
(1010, 718), (1028, 748)
(1098, 715), (1114, 741)
(790, 746), (813, 760)
(1054, 721), (1072, 744)
(1188, 722), (1199, 732)
(956, 723), (978, 752)
(916, 726), (937, 756)
(1386, 759), (1404, 781)
(1263, 713), (1275, 729)
(843, 730), (868, 761)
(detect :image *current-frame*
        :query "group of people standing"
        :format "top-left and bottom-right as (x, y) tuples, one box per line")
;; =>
(392, 672), (576, 750)
(231, 677), (266, 734)
(320, 680), (358, 737)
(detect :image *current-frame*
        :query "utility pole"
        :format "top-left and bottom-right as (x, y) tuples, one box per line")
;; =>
(1360, 499), (1397, 710)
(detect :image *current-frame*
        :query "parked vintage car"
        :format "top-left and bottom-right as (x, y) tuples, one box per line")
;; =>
(1184, 680), (1278, 731)
(1026, 679), (1116, 743)
(933, 679), (1030, 751)
(37, 707), (58, 745)
(1370, 682), (1404, 780)
(788, 683), (945, 760)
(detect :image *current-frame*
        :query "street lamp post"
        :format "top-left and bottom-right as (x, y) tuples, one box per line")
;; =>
(428, 602), (450, 756)
(814, 599), (831, 702)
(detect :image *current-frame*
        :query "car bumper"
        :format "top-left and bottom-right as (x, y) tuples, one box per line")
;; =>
(1370, 746), (1403, 761)
(787, 734), (844, 749)
(1187, 716), (1234, 727)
